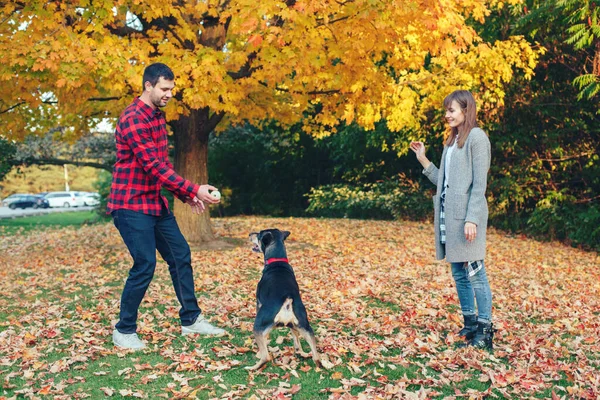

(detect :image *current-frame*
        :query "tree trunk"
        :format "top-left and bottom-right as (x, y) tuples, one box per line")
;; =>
(171, 108), (215, 243)
(168, 15), (229, 244)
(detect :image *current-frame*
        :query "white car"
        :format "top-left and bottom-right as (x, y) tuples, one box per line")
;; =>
(44, 191), (79, 208)
(79, 192), (101, 206)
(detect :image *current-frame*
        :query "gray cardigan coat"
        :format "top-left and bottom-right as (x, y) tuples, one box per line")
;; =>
(423, 127), (491, 263)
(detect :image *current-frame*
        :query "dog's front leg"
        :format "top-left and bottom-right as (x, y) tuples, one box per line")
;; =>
(246, 329), (271, 371)
(290, 328), (310, 358)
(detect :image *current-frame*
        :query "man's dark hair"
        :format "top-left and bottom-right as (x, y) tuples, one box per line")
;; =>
(142, 63), (175, 89)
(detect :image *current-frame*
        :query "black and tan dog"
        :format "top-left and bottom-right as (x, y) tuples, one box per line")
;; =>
(246, 228), (320, 370)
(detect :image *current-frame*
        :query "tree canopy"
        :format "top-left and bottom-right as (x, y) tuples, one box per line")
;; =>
(1, 0), (540, 139)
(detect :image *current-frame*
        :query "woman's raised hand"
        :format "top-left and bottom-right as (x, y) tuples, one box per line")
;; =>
(410, 141), (430, 168)
(409, 141), (426, 159)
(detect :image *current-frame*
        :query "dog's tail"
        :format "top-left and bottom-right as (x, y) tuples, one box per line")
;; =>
(274, 297), (299, 326)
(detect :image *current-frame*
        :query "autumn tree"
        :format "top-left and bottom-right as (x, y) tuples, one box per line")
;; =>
(0, 0), (540, 242)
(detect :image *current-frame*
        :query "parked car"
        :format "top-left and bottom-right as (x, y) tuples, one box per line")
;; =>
(79, 192), (101, 206)
(44, 191), (79, 208)
(8, 195), (49, 209)
(33, 195), (50, 209)
(1, 193), (31, 207)
(73, 192), (91, 207)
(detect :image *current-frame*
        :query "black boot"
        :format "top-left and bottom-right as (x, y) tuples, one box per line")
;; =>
(468, 322), (494, 350)
(458, 314), (478, 340)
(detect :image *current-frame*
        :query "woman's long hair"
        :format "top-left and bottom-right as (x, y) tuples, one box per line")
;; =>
(443, 90), (478, 148)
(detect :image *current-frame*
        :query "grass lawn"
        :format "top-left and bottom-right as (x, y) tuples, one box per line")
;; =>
(0, 210), (102, 234)
(0, 216), (599, 399)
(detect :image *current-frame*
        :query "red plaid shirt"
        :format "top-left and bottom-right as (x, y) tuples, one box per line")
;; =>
(107, 98), (200, 216)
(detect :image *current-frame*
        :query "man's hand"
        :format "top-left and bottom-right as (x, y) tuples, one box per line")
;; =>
(196, 184), (220, 204)
(185, 196), (205, 215)
(184, 184), (220, 214)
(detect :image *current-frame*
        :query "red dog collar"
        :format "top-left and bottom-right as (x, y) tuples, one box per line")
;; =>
(265, 257), (289, 265)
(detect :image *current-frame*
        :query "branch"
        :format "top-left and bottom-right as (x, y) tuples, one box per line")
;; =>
(87, 97), (122, 102)
(227, 52), (258, 80)
(316, 15), (351, 27)
(105, 24), (143, 37)
(574, 194), (600, 204)
(199, 15), (230, 49)
(0, 6), (21, 27)
(0, 101), (25, 114)
(259, 81), (341, 95)
(538, 151), (596, 162)
(206, 111), (225, 133)
(166, 25), (193, 50)
(12, 97), (122, 108)
(218, 0), (234, 12)
(13, 158), (112, 172)
(513, 101), (593, 107)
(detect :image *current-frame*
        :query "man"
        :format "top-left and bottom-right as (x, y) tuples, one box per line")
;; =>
(107, 63), (224, 350)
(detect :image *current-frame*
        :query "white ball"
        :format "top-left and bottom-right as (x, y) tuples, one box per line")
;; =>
(211, 190), (221, 200)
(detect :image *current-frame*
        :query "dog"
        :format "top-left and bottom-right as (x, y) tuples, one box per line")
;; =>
(246, 228), (320, 370)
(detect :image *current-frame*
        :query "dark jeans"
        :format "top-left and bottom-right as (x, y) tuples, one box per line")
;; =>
(112, 208), (201, 333)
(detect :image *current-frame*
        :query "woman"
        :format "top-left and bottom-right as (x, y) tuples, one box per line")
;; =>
(409, 90), (494, 349)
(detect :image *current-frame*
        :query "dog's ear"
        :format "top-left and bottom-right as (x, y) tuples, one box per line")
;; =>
(259, 231), (273, 247)
(282, 231), (291, 240)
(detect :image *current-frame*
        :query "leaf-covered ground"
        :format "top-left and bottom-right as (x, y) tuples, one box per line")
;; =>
(1, 217), (599, 399)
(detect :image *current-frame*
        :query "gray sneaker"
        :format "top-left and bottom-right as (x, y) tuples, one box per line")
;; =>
(113, 329), (146, 350)
(182, 316), (225, 336)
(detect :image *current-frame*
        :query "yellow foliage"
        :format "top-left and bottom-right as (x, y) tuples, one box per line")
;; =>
(0, 166), (99, 197)
(0, 0), (541, 140)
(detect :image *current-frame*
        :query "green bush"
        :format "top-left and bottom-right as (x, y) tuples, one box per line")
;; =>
(306, 175), (432, 221)
(0, 137), (16, 182)
(527, 191), (600, 250)
(567, 205), (600, 251)
(306, 184), (393, 219)
(94, 170), (112, 219)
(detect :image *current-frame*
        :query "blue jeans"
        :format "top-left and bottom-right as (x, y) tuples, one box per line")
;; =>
(451, 262), (492, 323)
(112, 208), (201, 333)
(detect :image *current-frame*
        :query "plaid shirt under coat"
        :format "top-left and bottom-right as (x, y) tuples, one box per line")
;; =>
(107, 98), (200, 216)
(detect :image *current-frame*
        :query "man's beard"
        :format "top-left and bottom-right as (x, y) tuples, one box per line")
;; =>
(152, 95), (167, 108)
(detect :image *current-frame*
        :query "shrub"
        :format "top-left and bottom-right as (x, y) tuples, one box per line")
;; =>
(306, 174), (432, 221)
(527, 191), (600, 250)
(566, 204), (600, 251)
(94, 170), (112, 219)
